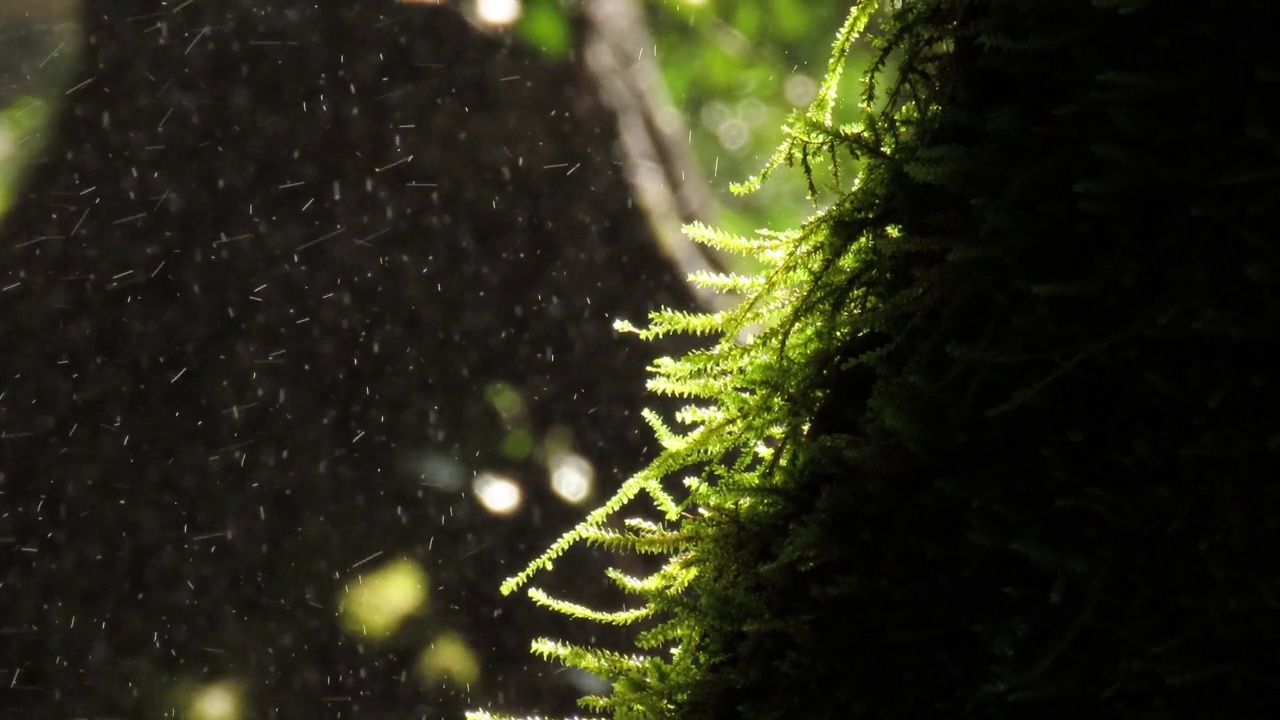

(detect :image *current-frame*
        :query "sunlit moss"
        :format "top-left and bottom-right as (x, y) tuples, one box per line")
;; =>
(339, 558), (429, 640)
(482, 0), (1280, 717)
(417, 632), (481, 686)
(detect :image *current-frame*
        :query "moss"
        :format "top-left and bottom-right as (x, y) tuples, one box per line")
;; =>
(473, 1), (1280, 718)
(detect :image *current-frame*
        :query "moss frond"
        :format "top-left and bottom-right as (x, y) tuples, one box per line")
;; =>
(527, 588), (657, 625)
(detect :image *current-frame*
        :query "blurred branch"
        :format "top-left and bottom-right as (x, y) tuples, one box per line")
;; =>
(576, 0), (735, 311)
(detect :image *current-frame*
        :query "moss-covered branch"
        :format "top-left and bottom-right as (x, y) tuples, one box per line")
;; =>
(474, 0), (1280, 717)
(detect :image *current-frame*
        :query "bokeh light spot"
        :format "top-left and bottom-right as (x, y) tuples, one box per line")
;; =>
(500, 428), (536, 460)
(473, 471), (522, 515)
(475, 0), (521, 27)
(339, 558), (429, 640)
(186, 679), (244, 720)
(549, 452), (594, 504)
(484, 381), (525, 420)
(417, 632), (481, 686)
(784, 73), (819, 107)
(716, 118), (750, 151)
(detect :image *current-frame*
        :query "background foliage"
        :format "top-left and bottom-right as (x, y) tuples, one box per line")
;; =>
(514, 0), (873, 241)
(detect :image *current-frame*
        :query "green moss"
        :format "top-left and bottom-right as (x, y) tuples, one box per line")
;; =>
(474, 1), (1280, 718)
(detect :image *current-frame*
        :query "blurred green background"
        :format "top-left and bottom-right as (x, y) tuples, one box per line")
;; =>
(515, 0), (871, 240)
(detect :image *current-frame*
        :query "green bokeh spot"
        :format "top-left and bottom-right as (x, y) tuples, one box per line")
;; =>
(484, 381), (524, 419)
(515, 0), (572, 59)
(500, 429), (535, 460)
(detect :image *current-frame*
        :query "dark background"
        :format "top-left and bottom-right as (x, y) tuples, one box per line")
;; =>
(0, 1), (697, 717)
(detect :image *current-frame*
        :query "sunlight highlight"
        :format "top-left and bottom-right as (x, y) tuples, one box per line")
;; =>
(473, 472), (523, 515)
(474, 0), (521, 27)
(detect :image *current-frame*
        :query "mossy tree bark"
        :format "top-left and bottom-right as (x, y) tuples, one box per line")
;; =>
(688, 3), (1280, 718)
